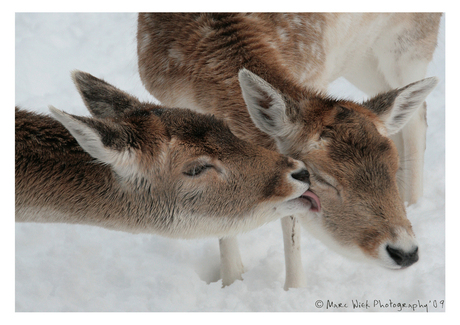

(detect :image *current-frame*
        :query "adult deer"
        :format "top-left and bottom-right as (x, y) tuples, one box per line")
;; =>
(137, 13), (440, 289)
(16, 71), (314, 245)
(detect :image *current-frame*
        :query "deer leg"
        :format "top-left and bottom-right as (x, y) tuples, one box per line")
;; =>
(399, 101), (428, 204)
(342, 53), (413, 198)
(379, 67), (431, 205)
(219, 236), (244, 287)
(343, 52), (430, 204)
(281, 216), (306, 290)
(370, 26), (436, 205)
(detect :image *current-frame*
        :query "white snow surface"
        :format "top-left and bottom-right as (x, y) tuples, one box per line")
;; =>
(15, 13), (445, 312)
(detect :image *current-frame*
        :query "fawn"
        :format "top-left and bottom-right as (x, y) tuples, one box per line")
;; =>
(16, 71), (315, 247)
(137, 13), (440, 288)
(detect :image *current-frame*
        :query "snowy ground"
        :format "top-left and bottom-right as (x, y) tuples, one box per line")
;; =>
(15, 13), (445, 312)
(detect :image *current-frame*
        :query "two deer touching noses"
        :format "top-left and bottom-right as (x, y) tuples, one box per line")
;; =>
(16, 13), (441, 290)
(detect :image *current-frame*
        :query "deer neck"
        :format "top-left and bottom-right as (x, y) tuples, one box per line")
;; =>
(15, 110), (162, 233)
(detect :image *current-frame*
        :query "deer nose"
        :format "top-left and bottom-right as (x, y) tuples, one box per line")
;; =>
(291, 168), (310, 184)
(386, 245), (419, 268)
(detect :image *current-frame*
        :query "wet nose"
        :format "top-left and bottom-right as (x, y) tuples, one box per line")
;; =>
(386, 245), (419, 268)
(291, 168), (310, 184)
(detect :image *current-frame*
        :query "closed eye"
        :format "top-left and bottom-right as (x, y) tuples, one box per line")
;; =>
(312, 174), (332, 187)
(183, 163), (214, 177)
(312, 174), (340, 194)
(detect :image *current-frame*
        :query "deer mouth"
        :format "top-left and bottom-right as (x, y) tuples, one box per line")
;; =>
(300, 190), (321, 212)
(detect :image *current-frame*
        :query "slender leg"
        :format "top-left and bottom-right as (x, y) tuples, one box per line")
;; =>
(281, 216), (306, 290)
(343, 51), (431, 204)
(219, 236), (244, 287)
(400, 102), (428, 204)
(378, 66), (430, 205)
(369, 19), (438, 204)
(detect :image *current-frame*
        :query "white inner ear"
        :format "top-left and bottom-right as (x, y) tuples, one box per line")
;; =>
(238, 69), (289, 139)
(49, 106), (107, 160)
(49, 106), (138, 178)
(383, 77), (438, 135)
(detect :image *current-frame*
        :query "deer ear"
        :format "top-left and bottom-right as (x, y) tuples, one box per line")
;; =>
(238, 68), (294, 141)
(364, 77), (438, 135)
(49, 105), (138, 171)
(72, 70), (141, 118)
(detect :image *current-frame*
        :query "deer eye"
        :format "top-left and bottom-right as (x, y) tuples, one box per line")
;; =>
(312, 174), (340, 194)
(183, 163), (213, 177)
(313, 174), (333, 187)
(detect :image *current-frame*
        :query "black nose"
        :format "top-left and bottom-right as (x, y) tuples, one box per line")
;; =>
(386, 245), (419, 267)
(291, 168), (310, 184)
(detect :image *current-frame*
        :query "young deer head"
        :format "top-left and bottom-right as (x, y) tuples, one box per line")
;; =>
(16, 71), (315, 239)
(239, 68), (438, 269)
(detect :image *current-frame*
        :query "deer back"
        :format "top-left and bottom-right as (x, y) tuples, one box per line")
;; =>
(137, 13), (439, 267)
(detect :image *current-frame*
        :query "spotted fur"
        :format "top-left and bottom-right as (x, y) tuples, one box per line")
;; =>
(137, 13), (440, 288)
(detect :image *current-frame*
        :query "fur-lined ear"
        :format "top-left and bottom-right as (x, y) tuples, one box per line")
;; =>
(364, 77), (438, 135)
(238, 68), (293, 140)
(72, 70), (141, 118)
(49, 105), (137, 169)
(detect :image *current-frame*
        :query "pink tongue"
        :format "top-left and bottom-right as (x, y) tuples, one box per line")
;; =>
(303, 190), (321, 212)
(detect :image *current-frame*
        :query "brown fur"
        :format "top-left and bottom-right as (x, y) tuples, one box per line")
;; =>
(15, 72), (312, 239)
(137, 13), (438, 259)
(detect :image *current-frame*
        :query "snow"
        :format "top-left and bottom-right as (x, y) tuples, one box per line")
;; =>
(15, 13), (445, 312)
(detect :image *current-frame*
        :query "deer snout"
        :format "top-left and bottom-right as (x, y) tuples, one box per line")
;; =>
(291, 168), (310, 184)
(386, 245), (419, 268)
(381, 227), (419, 269)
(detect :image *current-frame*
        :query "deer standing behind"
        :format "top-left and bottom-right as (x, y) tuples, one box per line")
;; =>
(137, 13), (440, 288)
(16, 71), (315, 243)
